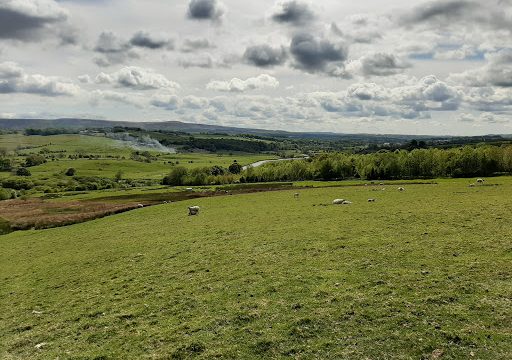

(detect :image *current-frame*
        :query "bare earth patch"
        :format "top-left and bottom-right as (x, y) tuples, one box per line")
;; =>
(0, 199), (140, 231)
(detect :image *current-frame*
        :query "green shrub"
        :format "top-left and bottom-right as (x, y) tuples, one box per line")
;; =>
(162, 166), (188, 186)
(25, 154), (46, 167)
(65, 168), (76, 176)
(229, 162), (242, 174)
(16, 167), (32, 177)
(0, 188), (12, 201)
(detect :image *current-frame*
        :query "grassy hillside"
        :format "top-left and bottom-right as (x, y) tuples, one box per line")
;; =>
(0, 134), (132, 155)
(0, 134), (277, 181)
(1, 179), (511, 359)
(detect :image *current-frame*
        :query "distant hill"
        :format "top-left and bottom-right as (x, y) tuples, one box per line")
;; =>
(0, 118), (425, 139)
(0, 118), (509, 143)
(0, 118), (284, 135)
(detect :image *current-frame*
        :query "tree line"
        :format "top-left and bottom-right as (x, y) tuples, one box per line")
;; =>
(157, 145), (512, 187)
(241, 145), (512, 183)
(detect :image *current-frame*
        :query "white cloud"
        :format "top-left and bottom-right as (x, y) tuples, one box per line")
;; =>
(150, 93), (181, 110)
(0, 61), (79, 96)
(206, 74), (279, 92)
(90, 90), (146, 108)
(449, 49), (512, 87)
(457, 112), (508, 124)
(347, 53), (411, 77)
(0, 112), (16, 119)
(0, 0), (73, 43)
(94, 67), (180, 91)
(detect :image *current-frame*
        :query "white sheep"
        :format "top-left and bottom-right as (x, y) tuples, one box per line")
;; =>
(188, 206), (200, 216)
(368, 198), (376, 202)
(477, 178), (484, 184)
(294, 193), (300, 199)
(398, 187), (405, 192)
(332, 199), (345, 205)
(342, 200), (352, 205)
(469, 183), (475, 188)
(137, 204), (144, 208)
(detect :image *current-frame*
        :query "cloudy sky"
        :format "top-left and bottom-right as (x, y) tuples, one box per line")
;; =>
(0, 0), (511, 135)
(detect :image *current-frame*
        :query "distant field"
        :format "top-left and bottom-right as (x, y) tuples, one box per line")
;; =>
(0, 134), (132, 155)
(0, 134), (277, 180)
(1, 178), (510, 359)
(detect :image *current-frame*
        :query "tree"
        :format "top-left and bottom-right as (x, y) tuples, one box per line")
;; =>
(228, 162), (242, 174)
(0, 158), (11, 171)
(210, 165), (225, 176)
(65, 168), (76, 176)
(16, 167), (31, 176)
(25, 154), (46, 167)
(162, 166), (188, 186)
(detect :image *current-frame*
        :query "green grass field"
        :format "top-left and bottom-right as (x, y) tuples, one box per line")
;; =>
(0, 134), (133, 156)
(1, 179), (511, 359)
(0, 134), (277, 181)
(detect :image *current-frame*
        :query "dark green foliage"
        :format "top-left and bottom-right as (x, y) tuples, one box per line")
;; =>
(0, 157), (11, 171)
(71, 177), (117, 191)
(130, 151), (155, 163)
(25, 154), (46, 167)
(0, 217), (11, 235)
(159, 136), (278, 153)
(228, 161), (242, 174)
(162, 166), (188, 186)
(65, 168), (76, 176)
(244, 145), (512, 182)
(1, 178), (33, 190)
(15, 167), (31, 177)
(210, 165), (225, 176)
(24, 128), (78, 136)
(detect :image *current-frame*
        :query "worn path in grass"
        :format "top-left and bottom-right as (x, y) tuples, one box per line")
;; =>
(0, 179), (511, 359)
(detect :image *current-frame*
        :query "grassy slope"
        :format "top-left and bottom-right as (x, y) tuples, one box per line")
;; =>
(1, 180), (511, 359)
(0, 134), (132, 155)
(0, 134), (277, 180)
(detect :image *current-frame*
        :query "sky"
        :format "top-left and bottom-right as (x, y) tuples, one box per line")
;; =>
(0, 0), (511, 135)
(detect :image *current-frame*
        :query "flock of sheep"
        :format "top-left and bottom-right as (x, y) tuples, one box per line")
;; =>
(182, 178), (485, 216)
(330, 186), (405, 206)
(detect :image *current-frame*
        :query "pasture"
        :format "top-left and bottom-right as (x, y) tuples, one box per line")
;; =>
(0, 134), (277, 181)
(0, 178), (511, 359)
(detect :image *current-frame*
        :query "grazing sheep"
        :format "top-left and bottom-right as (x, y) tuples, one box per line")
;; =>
(188, 206), (200, 216)
(137, 204), (144, 208)
(469, 183), (475, 188)
(294, 193), (300, 199)
(186, 187), (194, 192)
(332, 199), (345, 205)
(368, 198), (376, 202)
(477, 178), (484, 184)
(398, 187), (405, 192)
(342, 200), (352, 205)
